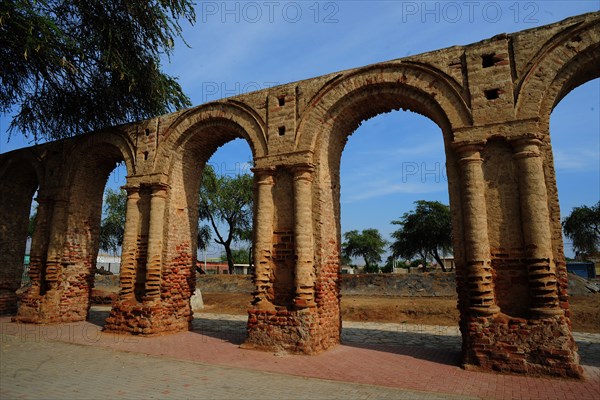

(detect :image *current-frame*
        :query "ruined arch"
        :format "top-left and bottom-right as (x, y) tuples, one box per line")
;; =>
(163, 101), (266, 278)
(517, 24), (600, 341)
(515, 18), (600, 122)
(163, 102), (266, 296)
(295, 62), (472, 153)
(3, 12), (597, 378)
(104, 101), (266, 335)
(160, 101), (267, 164)
(15, 132), (135, 323)
(288, 63), (474, 355)
(0, 151), (43, 315)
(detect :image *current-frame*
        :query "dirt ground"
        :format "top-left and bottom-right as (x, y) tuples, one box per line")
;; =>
(199, 292), (600, 333)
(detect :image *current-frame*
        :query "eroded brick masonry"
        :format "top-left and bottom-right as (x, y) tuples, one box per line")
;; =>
(1, 13), (598, 378)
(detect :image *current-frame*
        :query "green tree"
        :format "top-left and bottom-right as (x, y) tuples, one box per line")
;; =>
(342, 229), (387, 272)
(220, 247), (251, 265)
(1, 0), (195, 141)
(390, 200), (452, 272)
(99, 188), (126, 254)
(197, 224), (212, 252)
(199, 166), (253, 274)
(28, 210), (37, 238)
(562, 201), (600, 260)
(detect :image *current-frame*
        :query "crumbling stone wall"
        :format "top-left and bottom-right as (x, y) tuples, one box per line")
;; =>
(1, 12), (598, 378)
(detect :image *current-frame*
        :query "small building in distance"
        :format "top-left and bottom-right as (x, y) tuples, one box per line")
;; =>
(567, 261), (597, 279)
(96, 253), (121, 274)
(197, 261), (251, 275)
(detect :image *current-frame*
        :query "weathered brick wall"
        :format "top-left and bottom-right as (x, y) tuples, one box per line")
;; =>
(15, 141), (125, 323)
(482, 139), (530, 318)
(0, 157), (38, 314)
(1, 12), (598, 378)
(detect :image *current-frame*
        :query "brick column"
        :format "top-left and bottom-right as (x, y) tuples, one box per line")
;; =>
(43, 197), (69, 290)
(118, 185), (140, 300)
(293, 164), (316, 309)
(251, 167), (275, 308)
(511, 138), (561, 317)
(144, 183), (168, 300)
(27, 196), (52, 289)
(455, 143), (500, 316)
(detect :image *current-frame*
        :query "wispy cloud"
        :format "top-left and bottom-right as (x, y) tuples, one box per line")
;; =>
(554, 149), (600, 171)
(342, 176), (447, 203)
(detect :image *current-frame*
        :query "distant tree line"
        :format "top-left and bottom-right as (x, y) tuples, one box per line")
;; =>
(342, 200), (453, 273)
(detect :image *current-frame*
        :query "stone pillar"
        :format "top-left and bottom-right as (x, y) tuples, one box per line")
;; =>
(144, 183), (168, 300)
(251, 167), (275, 308)
(293, 164), (316, 309)
(118, 185), (141, 300)
(511, 138), (561, 317)
(455, 143), (500, 316)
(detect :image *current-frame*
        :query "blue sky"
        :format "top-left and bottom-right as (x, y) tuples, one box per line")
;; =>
(1, 1), (599, 259)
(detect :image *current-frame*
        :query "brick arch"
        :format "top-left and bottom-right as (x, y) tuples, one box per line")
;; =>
(118, 102), (266, 335)
(538, 45), (600, 127)
(66, 131), (137, 179)
(0, 150), (44, 188)
(161, 100), (267, 271)
(0, 151), (42, 315)
(160, 101), (267, 167)
(515, 16), (600, 122)
(295, 62), (472, 153)
(163, 115), (257, 294)
(297, 65), (472, 356)
(19, 132), (136, 323)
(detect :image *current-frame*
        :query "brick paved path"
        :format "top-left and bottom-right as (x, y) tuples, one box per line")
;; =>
(1, 334), (464, 400)
(1, 309), (599, 400)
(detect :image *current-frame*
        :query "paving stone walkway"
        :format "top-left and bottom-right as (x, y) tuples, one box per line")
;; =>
(0, 334), (463, 400)
(1, 309), (599, 400)
(194, 312), (600, 366)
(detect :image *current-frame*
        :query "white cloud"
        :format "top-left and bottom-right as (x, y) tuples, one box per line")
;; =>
(554, 149), (600, 171)
(342, 177), (447, 203)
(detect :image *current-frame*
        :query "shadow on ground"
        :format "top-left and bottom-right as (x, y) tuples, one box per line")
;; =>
(85, 310), (600, 368)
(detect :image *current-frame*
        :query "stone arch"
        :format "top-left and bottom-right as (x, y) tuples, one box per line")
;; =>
(165, 102), (265, 312)
(59, 132), (134, 318)
(513, 17), (599, 304)
(0, 150), (43, 315)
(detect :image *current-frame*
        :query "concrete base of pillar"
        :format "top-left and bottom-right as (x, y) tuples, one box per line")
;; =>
(103, 299), (192, 336)
(243, 307), (340, 354)
(461, 314), (583, 378)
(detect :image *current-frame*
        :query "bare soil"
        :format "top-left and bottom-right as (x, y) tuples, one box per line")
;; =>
(198, 292), (600, 333)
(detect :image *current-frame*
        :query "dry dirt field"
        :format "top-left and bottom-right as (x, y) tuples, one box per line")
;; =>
(199, 292), (600, 333)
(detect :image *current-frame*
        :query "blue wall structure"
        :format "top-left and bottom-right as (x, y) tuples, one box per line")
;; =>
(566, 262), (596, 279)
